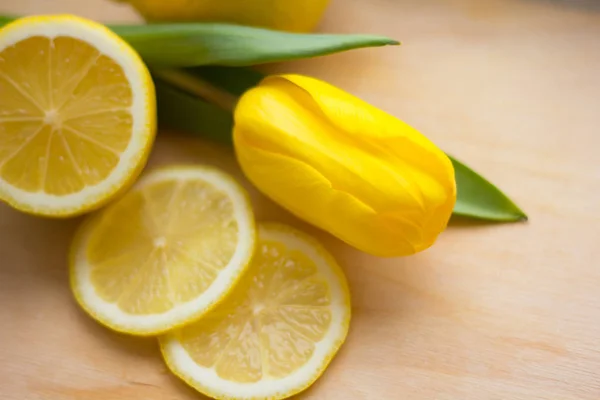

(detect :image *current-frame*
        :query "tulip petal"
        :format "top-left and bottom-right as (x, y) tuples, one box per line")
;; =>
(234, 80), (446, 216)
(280, 75), (454, 174)
(274, 74), (457, 234)
(235, 133), (424, 256)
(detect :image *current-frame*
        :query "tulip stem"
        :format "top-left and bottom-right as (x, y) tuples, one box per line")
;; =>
(152, 68), (238, 112)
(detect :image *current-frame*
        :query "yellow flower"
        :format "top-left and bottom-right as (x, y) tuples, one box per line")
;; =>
(233, 75), (457, 257)
(117, 0), (330, 32)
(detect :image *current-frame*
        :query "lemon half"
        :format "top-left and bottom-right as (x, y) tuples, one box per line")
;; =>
(70, 165), (256, 335)
(0, 15), (155, 216)
(161, 223), (351, 400)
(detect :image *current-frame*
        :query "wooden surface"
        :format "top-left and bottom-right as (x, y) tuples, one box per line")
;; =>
(1, 0), (599, 399)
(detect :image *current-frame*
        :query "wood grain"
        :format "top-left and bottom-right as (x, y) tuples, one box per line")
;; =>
(1, 0), (599, 399)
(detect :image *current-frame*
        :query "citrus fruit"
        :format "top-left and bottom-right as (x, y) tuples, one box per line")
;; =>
(115, 0), (330, 33)
(70, 165), (256, 335)
(161, 223), (351, 400)
(0, 15), (155, 216)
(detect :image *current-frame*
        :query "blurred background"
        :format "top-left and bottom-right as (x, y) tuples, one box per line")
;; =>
(1, 1), (599, 399)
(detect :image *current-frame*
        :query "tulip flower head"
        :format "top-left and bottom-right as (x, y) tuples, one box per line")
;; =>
(233, 75), (457, 257)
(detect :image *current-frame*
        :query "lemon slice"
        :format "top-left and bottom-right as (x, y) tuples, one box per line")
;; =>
(70, 165), (256, 335)
(0, 15), (155, 216)
(161, 223), (351, 400)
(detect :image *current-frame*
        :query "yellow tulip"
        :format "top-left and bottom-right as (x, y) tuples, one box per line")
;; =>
(117, 0), (330, 32)
(233, 75), (457, 257)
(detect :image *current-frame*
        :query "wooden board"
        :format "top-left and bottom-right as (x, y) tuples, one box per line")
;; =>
(1, 0), (599, 399)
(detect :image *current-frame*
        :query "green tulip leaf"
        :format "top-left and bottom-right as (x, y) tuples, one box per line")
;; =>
(450, 156), (527, 221)
(0, 16), (399, 67)
(0, 15), (14, 25)
(191, 66), (264, 96)
(154, 78), (234, 143)
(114, 24), (400, 67)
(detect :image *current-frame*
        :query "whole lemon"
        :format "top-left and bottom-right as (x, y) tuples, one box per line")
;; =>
(117, 0), (330, 32)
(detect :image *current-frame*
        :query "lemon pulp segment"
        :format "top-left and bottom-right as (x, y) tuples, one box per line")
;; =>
(0, 35), (132, 193)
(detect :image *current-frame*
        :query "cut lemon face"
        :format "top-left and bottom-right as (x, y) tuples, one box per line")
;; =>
(161, 223), (351, 400)
(70, 165), (256, 335)
(0, 15), (155, 216)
